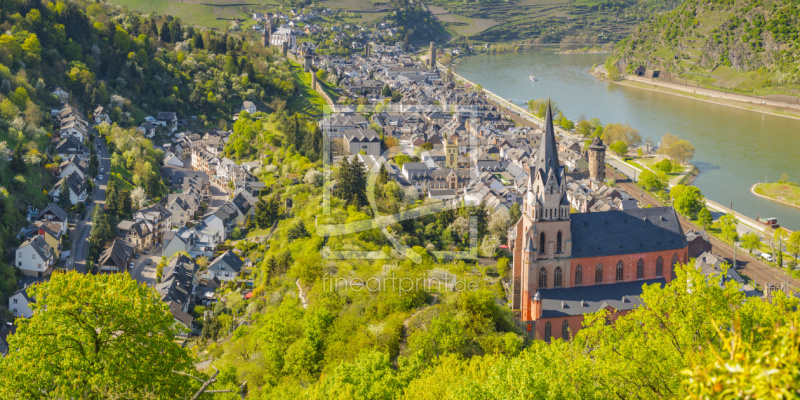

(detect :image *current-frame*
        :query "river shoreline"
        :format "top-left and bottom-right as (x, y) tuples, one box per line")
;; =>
(588, 66), (800, 121)
(751, 183), (800, 211)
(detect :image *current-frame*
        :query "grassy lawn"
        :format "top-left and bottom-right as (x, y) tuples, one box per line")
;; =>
(753, 182), (800, 209)
(110, 163), (135, 190)
(287, 61), (327, 117)
(639, 157), (685, 176)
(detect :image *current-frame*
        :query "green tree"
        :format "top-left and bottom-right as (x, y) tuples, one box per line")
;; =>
(671, 185), (704, 218)
(718, 213), (739, 243)
(741, 232), (761, 254)
(88, 205), (113, 252)
(57, 183), (72, 210)
(255, 195), (280, 229)
(287, 220), (309, 240)
(0, 272), (197, 399)
(159, 21), (172, 43)
(697, 207), (712, 230)
(381, 84), (392, 97)
(788, 231), (800, 261)
(609, 140), (628, 156)
(638, 170), (665, 192)
(655, 158), (673, 173)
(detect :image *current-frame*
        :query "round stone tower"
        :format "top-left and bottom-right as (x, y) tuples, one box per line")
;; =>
(588, 136), (606, 184)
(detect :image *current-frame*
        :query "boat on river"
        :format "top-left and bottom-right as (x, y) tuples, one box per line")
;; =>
(529, 75), (537, 82)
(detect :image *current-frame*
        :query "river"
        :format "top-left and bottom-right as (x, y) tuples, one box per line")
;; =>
(455, 51), (800, 231)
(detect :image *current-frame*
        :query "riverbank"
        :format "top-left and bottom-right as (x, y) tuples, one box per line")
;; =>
(751, 183), (800, 211)
(590, 66), (800, 121)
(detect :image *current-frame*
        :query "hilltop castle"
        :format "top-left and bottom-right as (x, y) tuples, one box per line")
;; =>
(508, 104), (688, 341)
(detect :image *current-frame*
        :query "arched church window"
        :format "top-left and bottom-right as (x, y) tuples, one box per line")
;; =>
(539, 232), (546, 255)
(562, 320), (570, 340)
(575, 265), (582, 286)
(656, 256), (663, 277)
(556, 231), (562, 254)
(553, 267), (562, 288)
(595, 263), (603, 283)
(636, 259), (644, 280)
(539, 267), (547, 289)
(544, 321), (551, 343)
(616, 261), (624, 282)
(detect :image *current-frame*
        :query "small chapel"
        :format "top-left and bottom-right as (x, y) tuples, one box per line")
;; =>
(508, 103), (688, 341)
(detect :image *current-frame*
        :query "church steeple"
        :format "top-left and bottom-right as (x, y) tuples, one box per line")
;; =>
(534, 101), (561, 187)
(526, 101), (568, 222)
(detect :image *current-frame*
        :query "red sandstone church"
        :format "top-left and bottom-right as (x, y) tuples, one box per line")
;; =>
(508, 104), (688, 341)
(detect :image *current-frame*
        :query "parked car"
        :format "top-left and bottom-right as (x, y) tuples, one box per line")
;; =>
(761, 252), (774, 262)
(97, 174), (103, 180)
(146, 259), (153, 265)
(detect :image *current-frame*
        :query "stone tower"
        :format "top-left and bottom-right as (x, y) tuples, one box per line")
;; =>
(588, 136), (606, 187)
(262, 28), (268, 48)
(304, 50), (312, 72)
(282, 41), (288, 56)
(444, 134), (458, 169)
(429, 41), (436, 70)
(266, 20), (273, 47)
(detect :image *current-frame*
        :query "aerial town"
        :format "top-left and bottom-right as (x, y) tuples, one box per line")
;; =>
(1, 1), (799, 398)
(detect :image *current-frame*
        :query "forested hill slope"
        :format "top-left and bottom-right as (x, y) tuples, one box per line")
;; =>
(610, 0), (800, 97)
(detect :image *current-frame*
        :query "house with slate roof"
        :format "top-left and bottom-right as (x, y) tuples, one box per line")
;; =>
(16, 236), (55, 277)
(9, 287), (35, 318)
(157, 254), (199, 333)
(206, 250), (244, 281)
(97, 239), (133, 273)
(343, 128), (381, 156)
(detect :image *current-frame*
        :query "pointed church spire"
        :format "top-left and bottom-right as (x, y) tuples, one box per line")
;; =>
(535, 101), (561, 186)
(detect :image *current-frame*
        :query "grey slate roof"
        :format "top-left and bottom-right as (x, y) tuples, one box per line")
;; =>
(539, 278), (666, 318)
(37, 203), (68, 223)
(570, 207), (687, 259)
(209, 250), (244, 274)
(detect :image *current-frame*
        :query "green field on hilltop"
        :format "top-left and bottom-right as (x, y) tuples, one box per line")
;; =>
(105, 0), (277, 29)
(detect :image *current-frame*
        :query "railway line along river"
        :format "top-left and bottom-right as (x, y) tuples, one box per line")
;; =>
(455, 51), (800, 231)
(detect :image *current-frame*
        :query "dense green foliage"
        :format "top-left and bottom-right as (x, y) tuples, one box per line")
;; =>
(0, 272), (199, 399)
(612, 0), (800, 95)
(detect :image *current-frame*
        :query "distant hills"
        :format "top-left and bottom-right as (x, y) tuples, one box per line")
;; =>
(610, 0), (800, 97)
(428, 0), (681, 44)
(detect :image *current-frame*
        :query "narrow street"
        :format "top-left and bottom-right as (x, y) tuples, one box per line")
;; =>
(68, 134), (111, 274)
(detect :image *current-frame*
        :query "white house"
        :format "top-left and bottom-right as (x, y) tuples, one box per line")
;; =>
(51, 87), (69, 103)
(16, 236), (55, 277)
(241, 101), (257, 114)
(54, 136), (88, 160)
(156, 112), (178, 132)
(51, 171), (87, 205)
(205, 250), (244, 281)
(93, 105), (111, 125)
(58, 156), (88, 180)
(8, 287), (34, 318)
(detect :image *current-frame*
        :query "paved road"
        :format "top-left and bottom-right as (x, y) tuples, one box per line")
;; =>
(607, 167), (799, 293)
(69, 135), (110, 274)
(129, 245), (162, 287)
(208, 182), (228, 209)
